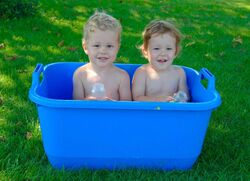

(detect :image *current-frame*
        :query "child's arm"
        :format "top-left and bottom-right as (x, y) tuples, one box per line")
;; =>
(119, 71), (132, 101)
(177, 68), (190, 101)
(132, 68), (168, 102)
(73, 70), (85, 100)
(132, 67), (146, 101)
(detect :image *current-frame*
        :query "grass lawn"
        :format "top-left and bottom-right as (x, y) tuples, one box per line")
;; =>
(0, 0), (249, 180)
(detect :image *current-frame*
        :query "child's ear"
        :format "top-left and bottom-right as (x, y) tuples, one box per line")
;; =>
(175, 46), (180, 57)
(142, 47), (148, 58)
(82, 41), (88, 54)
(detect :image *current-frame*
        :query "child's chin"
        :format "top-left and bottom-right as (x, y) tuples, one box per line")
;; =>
(152, 64), (170, 71)
(96, 61), (113, 67)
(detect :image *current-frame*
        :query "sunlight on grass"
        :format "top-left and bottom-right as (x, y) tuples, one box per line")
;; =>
(28, 119), (42, 136)
(40, 13), (82, 35)
(29, 46), (42, 52)
(24, 119), (42, 143)
(234, 2), (250, 10)
(222, 8), (240, 17)
(129, 9), (140, 19)
(74, 6), (88, 14)
(191, 23), (203, 32)
(76, 16), (86, 27)
(123, 32), (140, 38)
(224, 26), (250, 38)
(12, 35), (25, 42)
(211, 123), (230, 134)
(2, 45), (15, 55)
(0, 173), (9, 181)
(117, 56), (129, 63)
(140, 0), (154, 8)
(0, 75), (15, 89)
(47, 46), (62, 55)
(0, 118), (6, 126)
(25, 55), (36, 62)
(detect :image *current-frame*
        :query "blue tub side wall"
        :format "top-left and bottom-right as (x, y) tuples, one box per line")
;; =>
(48, 156), (198, 170)
(30, 62), (220, 170)
(38, 105), (212, 170)
(37, 62), (217, 104)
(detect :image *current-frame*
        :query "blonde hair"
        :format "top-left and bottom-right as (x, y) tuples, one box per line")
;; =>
(83, 12), (122, 43)
(141, 20), (182, 55)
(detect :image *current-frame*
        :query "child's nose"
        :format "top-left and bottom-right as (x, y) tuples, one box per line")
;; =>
(100, 46), (106, 53)
(160, 49), (167, 56)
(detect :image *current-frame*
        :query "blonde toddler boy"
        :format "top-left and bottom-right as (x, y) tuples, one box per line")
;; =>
(73, 12), (131, 101)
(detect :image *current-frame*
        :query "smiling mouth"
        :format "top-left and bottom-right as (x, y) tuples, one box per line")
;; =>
(98, 57), (109, 61)
(157, 59), (168, 63)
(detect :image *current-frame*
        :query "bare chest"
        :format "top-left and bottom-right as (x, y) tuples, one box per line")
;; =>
(146, 75), (179, 96)
(84, 73), (120, 99)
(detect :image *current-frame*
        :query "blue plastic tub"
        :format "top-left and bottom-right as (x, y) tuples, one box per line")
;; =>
(29, 62), (221, 170)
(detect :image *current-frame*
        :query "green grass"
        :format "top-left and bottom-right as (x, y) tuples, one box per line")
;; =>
(0, 0), (250, 180)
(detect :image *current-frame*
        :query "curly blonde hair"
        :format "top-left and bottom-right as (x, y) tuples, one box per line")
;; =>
(83, 11), (122, 43)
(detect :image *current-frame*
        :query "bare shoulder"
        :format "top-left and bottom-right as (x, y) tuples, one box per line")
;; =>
(134, 64), (149, 75)
(113, 66), (130, 79)
(172, 65), (186, 78)
(73, 64), (89, 78)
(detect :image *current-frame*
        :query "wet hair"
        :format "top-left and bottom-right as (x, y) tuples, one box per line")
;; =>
(141, 20), (182, 55)
(83, 11), (122, 43)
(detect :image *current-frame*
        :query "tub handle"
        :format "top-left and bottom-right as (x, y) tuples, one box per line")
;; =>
(31, 63), (44, 88)
(199, 68), (215, 91)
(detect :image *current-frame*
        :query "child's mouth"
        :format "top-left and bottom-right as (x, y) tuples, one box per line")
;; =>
(157, 59), (168, 63)
(98, 57), (109, 61)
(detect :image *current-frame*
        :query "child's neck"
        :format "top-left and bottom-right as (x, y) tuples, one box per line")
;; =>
(151, 64), (173, 73)
(89, 62), (113, 74)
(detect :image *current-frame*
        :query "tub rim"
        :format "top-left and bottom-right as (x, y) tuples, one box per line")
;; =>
(29, 92), (221, 111)
(29, 63), (221, 111)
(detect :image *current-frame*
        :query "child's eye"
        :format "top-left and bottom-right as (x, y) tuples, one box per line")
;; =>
(166, 48), (172, 50)
(107, 44), (114, 48)
(153, 48), (159, 50)
(93, 45), (100, 48)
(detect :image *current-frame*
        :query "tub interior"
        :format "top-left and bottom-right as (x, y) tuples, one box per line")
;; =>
(36, 63), (215, 102)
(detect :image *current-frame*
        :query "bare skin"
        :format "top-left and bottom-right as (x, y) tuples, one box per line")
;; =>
(132, 64), (189, 102)
(132, 32), (189, 102)
(73, 29), (131, 101)
(73, 62), (131, 100)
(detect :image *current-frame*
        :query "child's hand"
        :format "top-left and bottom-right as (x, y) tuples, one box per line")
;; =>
(154, 96), (174, 102)
(85, 96), (116, 101)
(102, 96), (116, 101)
(173, 91), (188, 102)
(85, 96), (98, 100)
(166, 96), (175, 102)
